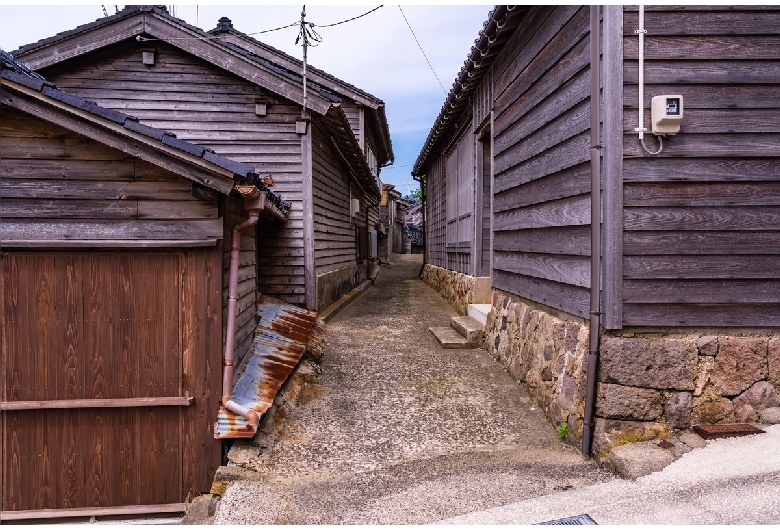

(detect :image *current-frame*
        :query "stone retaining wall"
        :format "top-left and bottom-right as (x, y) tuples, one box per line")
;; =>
(484, 291), (591, 447)
(420, 264), (490, 315)
(485, 289), (780, 460)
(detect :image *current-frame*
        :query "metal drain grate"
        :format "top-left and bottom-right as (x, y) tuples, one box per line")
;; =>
(693, 423), (765, 440)
(537, 514), (597, 525)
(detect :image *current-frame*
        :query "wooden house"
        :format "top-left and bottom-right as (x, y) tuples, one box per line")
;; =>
(378, 184), (409, 261)
(413, 5), (780, 458)
(13, 6), (393, 315)
(0, 50), (296, 517)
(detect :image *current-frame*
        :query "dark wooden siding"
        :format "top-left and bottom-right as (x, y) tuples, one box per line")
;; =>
(424, 157), (447, 269)
(1, 249), (222, 510)
(491, 6), (593, 318)
(0, 106), (220, 244)
(445, 129), (475, 275)
(312, 123), (355, 276)
(621, 5), (780, 327)
(341, 103), (362, 150)
(222, 196), (258, 366)
(40, 39), (305, 306)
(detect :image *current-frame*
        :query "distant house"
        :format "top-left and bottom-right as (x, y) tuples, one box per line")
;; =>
(413, 6), (780, 459)
(378, 184), (409, 260)
(13, 6), (393, 314)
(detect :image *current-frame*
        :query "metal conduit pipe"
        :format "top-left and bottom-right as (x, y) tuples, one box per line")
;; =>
(582, 4), (603, 457)
(222, 184), (266, 430)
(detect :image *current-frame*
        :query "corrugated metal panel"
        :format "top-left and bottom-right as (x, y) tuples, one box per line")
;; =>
(214, 295), (317, 439)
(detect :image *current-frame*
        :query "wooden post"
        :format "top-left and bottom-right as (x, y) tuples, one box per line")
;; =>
(301, 111), (316, 310)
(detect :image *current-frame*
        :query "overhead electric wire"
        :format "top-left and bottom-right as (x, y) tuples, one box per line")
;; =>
(312, 6), (383, 28)
(397, 5), (447, 95)
(135, 6), (382, 43)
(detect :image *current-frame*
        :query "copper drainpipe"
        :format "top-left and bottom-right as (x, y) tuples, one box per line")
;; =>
(582, 5), (602, 457)
(222, 184), (266, 430)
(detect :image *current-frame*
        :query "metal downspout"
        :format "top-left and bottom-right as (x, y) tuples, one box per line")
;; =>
(583, 5), (602, 457)
(222, 185), (266, 430)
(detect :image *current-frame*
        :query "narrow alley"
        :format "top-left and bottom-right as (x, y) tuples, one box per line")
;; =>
(211, 255), (614, 524)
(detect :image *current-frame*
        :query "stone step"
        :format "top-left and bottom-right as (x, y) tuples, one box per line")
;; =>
(429, 326), (472, 349)
(450, 315), (484, 344)
(467, 303), (492, 326)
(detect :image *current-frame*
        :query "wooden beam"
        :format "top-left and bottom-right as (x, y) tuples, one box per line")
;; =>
(12, 16), (145, 70)
(0, 503), (186, 521)
(0, 396), (194, 410)
(602, 5), (624, 329)
(301, 110), (316, 310)
(0, 239), (218, 248)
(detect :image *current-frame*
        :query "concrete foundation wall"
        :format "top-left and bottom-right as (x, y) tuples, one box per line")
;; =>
(316, 263), (367, 311)
(485, 289), (780, 459)
(420, 263), (491, 315)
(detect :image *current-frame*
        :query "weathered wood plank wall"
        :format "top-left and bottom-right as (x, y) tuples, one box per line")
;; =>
(0, 106), (220, 243)
(424, 157), (447, 269)
(310, 121), (376, 309)
(341, 103), (363, 151)
(312, 123), (355, 276)
(39, 40), (306, 306)
(491, 6), (593, 318)
(621, 5), (780, 327)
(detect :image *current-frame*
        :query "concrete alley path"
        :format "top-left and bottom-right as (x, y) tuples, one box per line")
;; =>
(212, 254), (614, 524)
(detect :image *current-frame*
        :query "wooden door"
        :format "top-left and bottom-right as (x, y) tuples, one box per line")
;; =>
(1, 251), (222, 516)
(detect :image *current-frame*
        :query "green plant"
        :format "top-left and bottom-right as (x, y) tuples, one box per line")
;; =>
(556, 423), (569, 441)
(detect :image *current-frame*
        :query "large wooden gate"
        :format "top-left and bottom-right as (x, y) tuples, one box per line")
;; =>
(1, 251), (222, 518)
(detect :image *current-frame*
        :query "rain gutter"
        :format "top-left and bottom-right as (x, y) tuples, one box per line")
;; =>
(222, 184), (266, 430)
(582, 5), (602, 457)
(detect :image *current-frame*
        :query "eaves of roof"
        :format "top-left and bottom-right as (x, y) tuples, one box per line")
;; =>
(0, 49), (291, 218)
(319, 104), (381, 199)
(411, 5), (530, 177)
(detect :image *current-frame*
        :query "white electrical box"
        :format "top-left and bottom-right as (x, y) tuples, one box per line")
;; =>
(651, 95), (683, 136)
(350, 198), (361, 217)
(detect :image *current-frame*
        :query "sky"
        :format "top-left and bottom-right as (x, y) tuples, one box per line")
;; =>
(0, 3), (494, 197)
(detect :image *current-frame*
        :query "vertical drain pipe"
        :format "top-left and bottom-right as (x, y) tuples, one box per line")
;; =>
(222, 185), (266, 430)
(582, 5), (603, 457)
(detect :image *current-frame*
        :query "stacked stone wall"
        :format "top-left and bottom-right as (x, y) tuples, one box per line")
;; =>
(595, 334), (780, 458)
(484, 291), (591, 447)
(420, 264), (486, 315)
(484, 289), (780, 460)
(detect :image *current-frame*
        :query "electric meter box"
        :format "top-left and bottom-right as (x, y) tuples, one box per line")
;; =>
(651, 95), (683, 136)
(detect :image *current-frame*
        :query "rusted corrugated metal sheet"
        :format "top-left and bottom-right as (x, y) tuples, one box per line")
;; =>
(215, 295), (317, 439)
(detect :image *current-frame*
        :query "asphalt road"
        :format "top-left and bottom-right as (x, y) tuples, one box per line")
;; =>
(443, 423), (780, 525)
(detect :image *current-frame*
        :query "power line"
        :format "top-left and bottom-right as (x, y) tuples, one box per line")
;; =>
(312, 6), (383, 28)
(398, 6), (446, 95)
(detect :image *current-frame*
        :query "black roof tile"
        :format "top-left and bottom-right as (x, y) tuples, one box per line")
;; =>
(41, 85), (85, 107)
(162, 133), (206, 158)
(123, 117), (166, 141)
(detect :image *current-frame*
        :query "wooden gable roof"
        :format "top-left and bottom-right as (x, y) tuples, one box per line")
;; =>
(0, 49), (290, 219)
(12, 6), (389, 197)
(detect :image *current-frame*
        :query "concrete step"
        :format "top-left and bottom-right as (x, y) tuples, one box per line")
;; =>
(450, 315), (484, 344)
(429, 326), (472, 349)
(467, 303), (492, 326)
